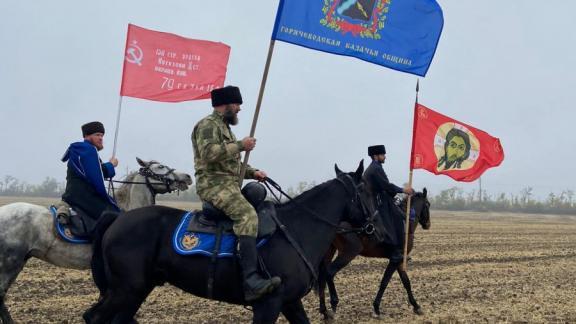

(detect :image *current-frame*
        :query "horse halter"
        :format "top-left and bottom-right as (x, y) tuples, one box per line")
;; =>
(335, 174), (377, 236)
(138, 161), (177, 195)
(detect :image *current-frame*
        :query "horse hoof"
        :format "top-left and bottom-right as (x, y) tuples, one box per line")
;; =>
(414, 307), (425, 315)
(371, 311), (381, 319)
(323, 310), (335, 321)
(330, 301), (339, 312)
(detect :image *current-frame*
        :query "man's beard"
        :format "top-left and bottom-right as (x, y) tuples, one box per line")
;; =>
(223, 107), (238, 125)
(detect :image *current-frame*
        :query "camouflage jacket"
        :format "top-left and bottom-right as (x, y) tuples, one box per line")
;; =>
(192, 111), (257, 195)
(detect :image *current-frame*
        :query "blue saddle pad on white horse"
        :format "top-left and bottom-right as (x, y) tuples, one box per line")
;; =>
(173, 211), (267, 258)
(50, 206), (91, 244)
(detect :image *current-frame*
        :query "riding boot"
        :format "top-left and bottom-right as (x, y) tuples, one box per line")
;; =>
(237, 235), (281, 302)
(55, 201), (71, 225)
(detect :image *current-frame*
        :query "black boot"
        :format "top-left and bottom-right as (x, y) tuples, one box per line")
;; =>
(237, 235), (281, 301)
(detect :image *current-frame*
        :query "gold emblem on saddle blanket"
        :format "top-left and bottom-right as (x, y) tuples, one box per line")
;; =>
(181, 233), (200, 250)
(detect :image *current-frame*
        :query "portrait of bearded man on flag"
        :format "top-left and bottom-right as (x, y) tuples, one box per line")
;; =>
(436, 127), (472, 171)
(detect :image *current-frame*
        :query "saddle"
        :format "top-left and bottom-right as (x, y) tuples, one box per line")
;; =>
(187, 198), (277, 238)
(55, 201), (98, 239)
(50, 204), (90, 244)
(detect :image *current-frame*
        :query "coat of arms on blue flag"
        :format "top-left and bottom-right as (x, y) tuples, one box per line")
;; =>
(272, 0), (444, 76)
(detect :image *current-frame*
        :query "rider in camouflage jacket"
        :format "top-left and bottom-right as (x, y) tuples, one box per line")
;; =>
(191, 86), (281, 301)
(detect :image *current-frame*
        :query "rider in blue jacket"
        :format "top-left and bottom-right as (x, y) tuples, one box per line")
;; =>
(61, 121), (119, 234)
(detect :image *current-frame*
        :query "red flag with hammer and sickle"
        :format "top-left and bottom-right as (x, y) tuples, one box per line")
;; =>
(120, 24), (230, 102)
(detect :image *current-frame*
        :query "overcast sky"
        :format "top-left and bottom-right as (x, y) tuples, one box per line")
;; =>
(1, 1), (575, 199)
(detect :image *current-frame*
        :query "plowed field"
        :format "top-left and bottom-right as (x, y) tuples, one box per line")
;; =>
(2, 198), (576, 323)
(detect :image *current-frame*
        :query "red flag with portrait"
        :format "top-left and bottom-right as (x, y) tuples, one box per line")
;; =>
(410, 103), (504, 182)
(120, 24), (231, 102)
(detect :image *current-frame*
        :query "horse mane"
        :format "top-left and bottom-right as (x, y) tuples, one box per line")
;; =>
(114, 172), (139, 203)
(274, 179), (335, 212)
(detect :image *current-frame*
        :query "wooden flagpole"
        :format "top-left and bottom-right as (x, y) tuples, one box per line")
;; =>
(111, 25), (131, 159)
(238, 39), (276, 186)
(111, 95), (124, 158)
(403, 79), (419, 270)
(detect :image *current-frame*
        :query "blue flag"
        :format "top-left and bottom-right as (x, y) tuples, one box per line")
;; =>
(271, 0), (444, 76)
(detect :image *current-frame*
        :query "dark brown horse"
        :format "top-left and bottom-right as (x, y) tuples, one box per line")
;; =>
(318, 189), (431, 320)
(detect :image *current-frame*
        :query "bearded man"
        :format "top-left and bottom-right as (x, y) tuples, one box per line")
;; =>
(191, 86), (281, 301)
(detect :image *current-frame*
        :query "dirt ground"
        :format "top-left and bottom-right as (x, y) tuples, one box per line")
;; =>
(2, 198), (576, 323)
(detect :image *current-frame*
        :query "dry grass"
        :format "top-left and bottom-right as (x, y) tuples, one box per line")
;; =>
(2, 197), (576, 323)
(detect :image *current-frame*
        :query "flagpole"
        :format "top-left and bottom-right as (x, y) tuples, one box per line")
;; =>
(479, 176), (482, 203)
(238, 39), (276, 186)
(111, 95), (123, 158)
(403, 80), (419, 270)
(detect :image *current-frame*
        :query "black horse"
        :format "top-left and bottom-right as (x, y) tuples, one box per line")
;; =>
(318, 189), (431, 319)
(83, 162), (375, 323)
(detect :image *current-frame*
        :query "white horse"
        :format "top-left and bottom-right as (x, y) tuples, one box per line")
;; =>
(0, 158), (192, 324)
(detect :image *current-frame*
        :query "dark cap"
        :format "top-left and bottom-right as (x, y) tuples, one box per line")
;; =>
(82, 121), (105, 137)
(211, 86), (243, 107)
(368, 145), (386, 156)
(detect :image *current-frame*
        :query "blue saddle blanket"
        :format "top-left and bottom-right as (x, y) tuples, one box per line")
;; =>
(50, 206), (91, 244)
(173, 211), (267, 258)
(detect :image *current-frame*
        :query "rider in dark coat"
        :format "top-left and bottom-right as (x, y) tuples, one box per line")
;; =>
(60, 121), (119, 236)
(363, 145), (413, 262)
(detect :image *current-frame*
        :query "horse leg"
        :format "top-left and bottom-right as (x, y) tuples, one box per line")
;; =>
(0, 245), (29, 324)
(317, 245), (335, 320)
(326, 235), (362, 313)
(0, 295), (14, 324)
(83, 290), (122, 324)
(251, 287), (283, 324)
(84, 287), (147, 324)
(397, 268), (423, 315)
(281, 299), (310, 324)
(372, 260), (400, 318)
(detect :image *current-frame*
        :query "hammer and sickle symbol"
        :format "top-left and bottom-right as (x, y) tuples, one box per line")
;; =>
(126, 41), (143, 66)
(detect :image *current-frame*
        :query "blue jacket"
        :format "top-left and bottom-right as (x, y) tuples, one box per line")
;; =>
(61, 140), (119, 219)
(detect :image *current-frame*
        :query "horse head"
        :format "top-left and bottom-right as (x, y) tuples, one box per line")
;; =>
(136, 157), (193, 194)
(411, 188), (431, 230)
(334, 160), (383, 235)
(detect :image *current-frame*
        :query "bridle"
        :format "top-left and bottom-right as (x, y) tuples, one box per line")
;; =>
(137, 162), (178, 195)
(335, 174), (378, 236)
(264, 174), (373, 233)
(108, 162), (179, 204)
(262, 174), (373, 284)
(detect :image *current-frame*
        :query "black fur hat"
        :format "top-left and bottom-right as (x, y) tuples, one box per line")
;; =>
(211, 86), (243, 107)
(368, 145), (386, 156)
(82, 121), (105, 137)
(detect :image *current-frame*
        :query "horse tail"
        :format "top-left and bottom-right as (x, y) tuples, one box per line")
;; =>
(91, 210), (119, 295)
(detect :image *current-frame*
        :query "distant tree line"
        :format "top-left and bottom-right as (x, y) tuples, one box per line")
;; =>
(430, 186), (576, 215)
(0, 174), (201, 201)
(1, 176), (575, 215)
(0, 175), (64, 197)
(277, 182), (576, 215)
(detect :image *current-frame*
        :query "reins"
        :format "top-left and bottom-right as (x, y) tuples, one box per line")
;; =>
(263, 176), (369, 234)
(259, 175), (373, 285)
